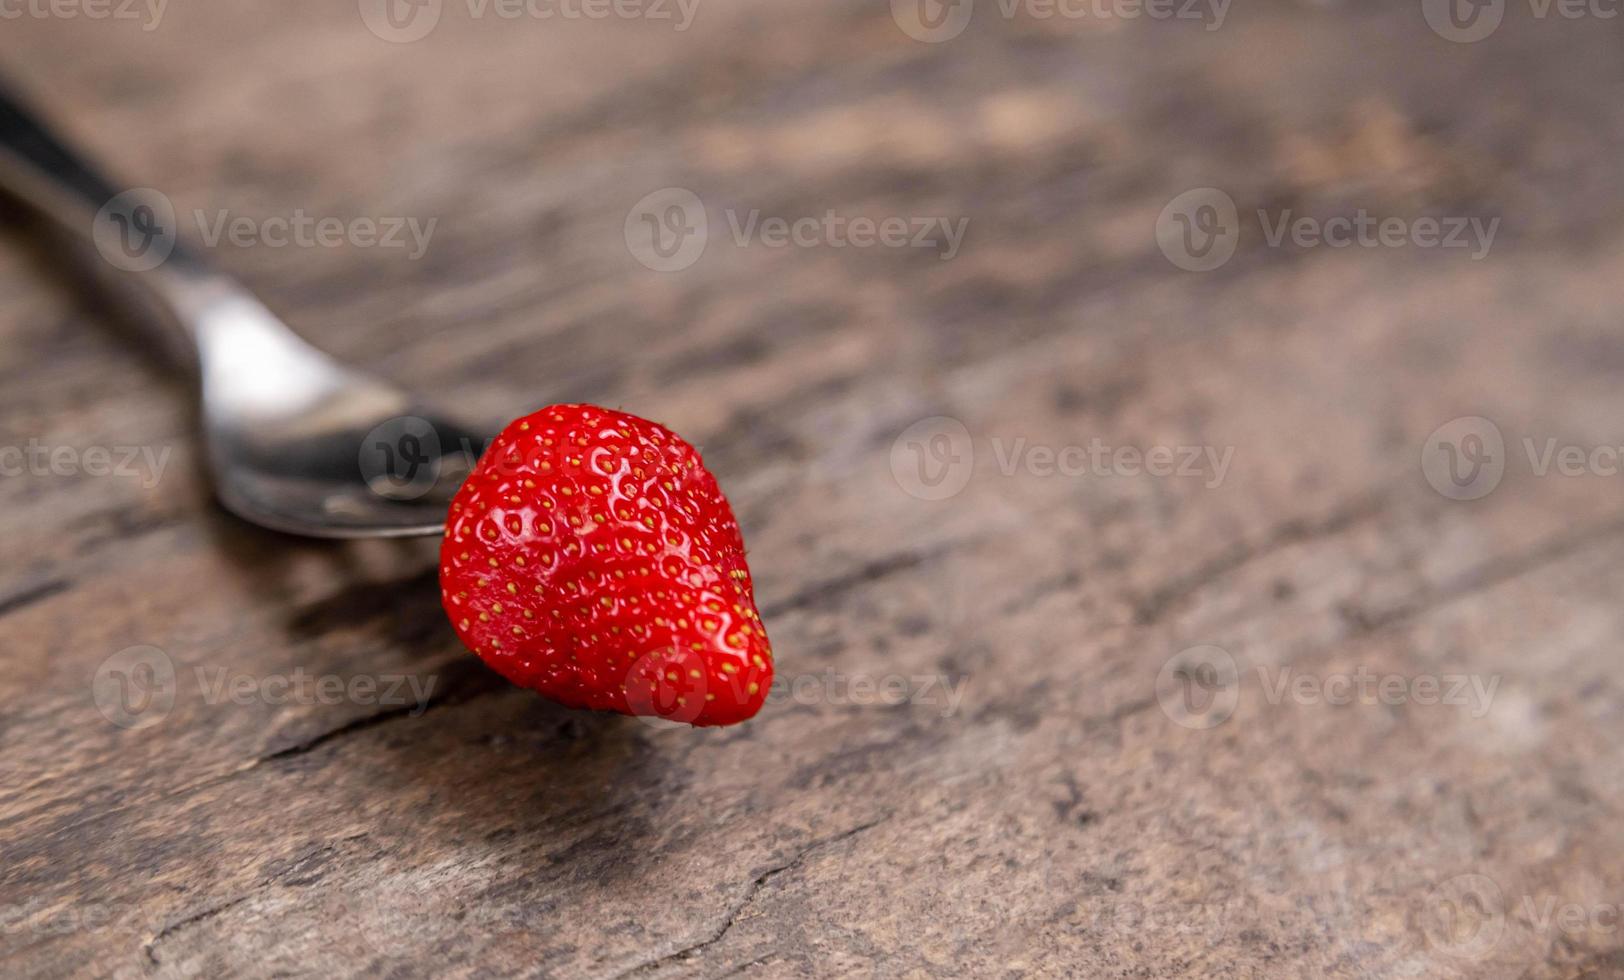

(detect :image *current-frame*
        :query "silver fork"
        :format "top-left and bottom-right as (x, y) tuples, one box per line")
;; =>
(0, 79), (494, 538)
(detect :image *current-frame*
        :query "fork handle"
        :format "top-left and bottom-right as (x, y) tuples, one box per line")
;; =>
(0, 77), (252, 339)
(0, 78), (126, 219)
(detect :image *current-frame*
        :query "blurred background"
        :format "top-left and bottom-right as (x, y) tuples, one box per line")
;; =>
(4, 1), (1624, 977)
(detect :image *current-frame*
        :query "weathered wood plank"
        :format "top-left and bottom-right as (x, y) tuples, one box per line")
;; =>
(4, 1), (1624, 977)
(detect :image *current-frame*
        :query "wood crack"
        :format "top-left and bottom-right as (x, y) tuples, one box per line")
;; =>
(142, 834), (371, 965)
(760, 543), (960, 619)
(0, 577), (71, 619)
(1132, 494), (1388, 626)
(1344, 509), (1624, 637)
(258, 701), (441, 762)
(1100, 510), (1624, 731)
(0, 667), (504, 840)
(141, 896), (251, 965)
(603, 816), (889, 980)
(256, 659), (507, 764)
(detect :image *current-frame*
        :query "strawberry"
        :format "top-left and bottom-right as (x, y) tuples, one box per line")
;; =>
(439, 404), (773, 726)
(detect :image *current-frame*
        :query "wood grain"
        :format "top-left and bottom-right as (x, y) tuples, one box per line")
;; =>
(4, 1), (1624, 977)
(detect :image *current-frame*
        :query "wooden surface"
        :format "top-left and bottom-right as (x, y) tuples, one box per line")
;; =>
(4, 2), (1624, 977)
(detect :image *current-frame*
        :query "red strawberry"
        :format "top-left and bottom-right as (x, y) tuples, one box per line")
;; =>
(439, 404), (773, 726)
